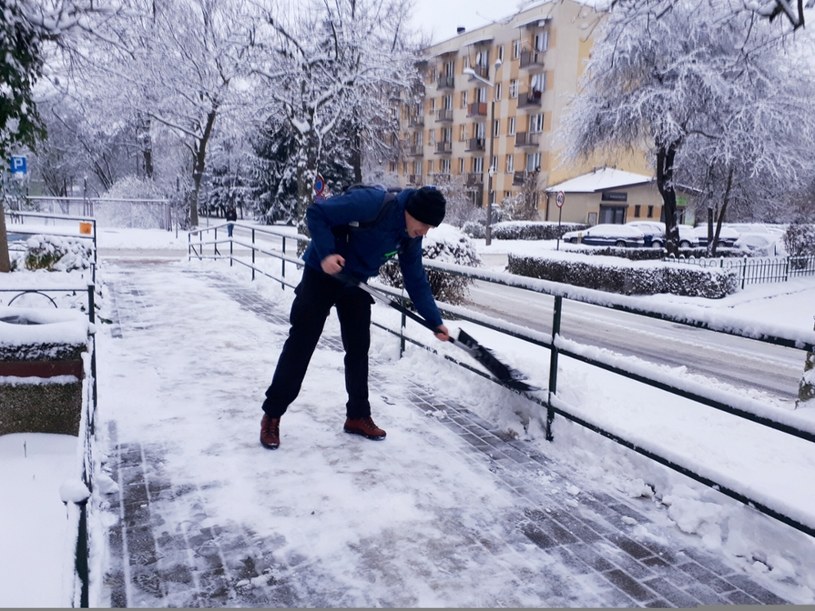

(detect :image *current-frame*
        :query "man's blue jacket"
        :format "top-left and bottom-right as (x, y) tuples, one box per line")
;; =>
(303, 186), (443, 328)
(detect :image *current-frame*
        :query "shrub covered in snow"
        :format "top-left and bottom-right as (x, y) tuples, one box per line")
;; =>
(378, 224), (480, 304)
(507, 252), (739, 298)
(463, 220), (588, 240)
(21, 235), (94, 272)
(490, 221), (588, 240)
(783, 222), (815, 258)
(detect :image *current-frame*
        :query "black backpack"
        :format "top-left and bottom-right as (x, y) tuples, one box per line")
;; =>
(329, 184), (401, 243)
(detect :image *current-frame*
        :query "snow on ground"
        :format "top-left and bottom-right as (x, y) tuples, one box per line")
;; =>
(2, 225), (815, 606)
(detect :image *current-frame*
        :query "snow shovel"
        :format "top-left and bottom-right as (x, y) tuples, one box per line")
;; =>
(336, 273), (537, 392)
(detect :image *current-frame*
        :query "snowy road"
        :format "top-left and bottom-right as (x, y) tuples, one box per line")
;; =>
(465, 280), (802, 399)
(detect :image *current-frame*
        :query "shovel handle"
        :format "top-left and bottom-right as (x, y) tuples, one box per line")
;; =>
(335, 272), (446, 336)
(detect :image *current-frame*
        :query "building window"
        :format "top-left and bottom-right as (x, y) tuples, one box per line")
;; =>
(473, 156), (483, 173)
(531, 72), (545, 94)
(529, 113), (544, 133)
(506, 154), (514, 173)
(534, 31), (548, 52)
(634, 204), (641, 217)
(493, 118), (500, 137)
(508, 116), (515, 135)
(498, 45), (504, 62)
(526, 152), (541, 172)
(512, 39), (521, 59)
(459, 158), (465, 173)
(441, 158), (450, 174)
(509, 79), (518, 98)
(460, 90), (467, 108)
(647, 205), (654, 218)
(495, 83), (502, 100)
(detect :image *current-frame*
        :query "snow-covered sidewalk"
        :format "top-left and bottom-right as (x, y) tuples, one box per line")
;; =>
(88, 256), (794, 607)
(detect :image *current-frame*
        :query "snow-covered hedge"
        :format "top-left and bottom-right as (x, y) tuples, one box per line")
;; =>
(462, 220), (587, 240)
(784, 223), (815, 258)
(17, 235), (94, 272)
(379, 224), (480, 304)
(507, 252), (739, 298)
(491, 221), (588, 240)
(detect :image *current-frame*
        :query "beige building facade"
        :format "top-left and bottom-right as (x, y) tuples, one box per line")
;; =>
(393, 0), (659, 224)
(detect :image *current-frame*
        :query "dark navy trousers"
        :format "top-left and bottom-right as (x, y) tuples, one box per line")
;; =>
(262, 265), (374, 419)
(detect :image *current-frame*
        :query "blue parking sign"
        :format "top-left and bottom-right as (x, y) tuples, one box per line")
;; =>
(10, 156), (27, 175)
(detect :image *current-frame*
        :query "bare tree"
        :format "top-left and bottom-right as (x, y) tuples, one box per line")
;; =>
(251, 0), (420, 230)
(0, 0), (126, 271)
(559, 0), (813, 256)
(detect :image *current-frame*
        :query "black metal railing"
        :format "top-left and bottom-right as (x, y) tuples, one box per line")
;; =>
(670, 254), (815, 288)
(4, 211), (98, 281)
(187, 223), (815, 539)
(0, 284), (97, 606)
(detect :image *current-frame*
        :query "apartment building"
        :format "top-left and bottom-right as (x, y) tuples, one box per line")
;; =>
(393, 0), (658, 224)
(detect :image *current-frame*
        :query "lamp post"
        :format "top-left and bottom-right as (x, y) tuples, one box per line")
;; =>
(463, 58), (502, 246)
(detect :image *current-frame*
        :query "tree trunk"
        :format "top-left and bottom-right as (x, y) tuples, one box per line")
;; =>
(656, 141), (680, 257)
(138, 114), (154, 179)
(189, 109), (218, 228)
(710, 168), (734, 257)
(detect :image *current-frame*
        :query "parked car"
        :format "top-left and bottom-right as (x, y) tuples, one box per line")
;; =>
(562, 223), (646, 247)
(693, 225), (740, 248)
(734, 232), (786, 256)
(625, 221), (698, 248)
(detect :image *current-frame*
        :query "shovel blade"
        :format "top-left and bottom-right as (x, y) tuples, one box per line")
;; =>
(455, 329), (537, 392)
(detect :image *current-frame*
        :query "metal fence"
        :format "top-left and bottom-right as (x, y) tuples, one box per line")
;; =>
(0, 284), (97, 607)
(189, 221), (815, 541)
(669, 254), (815, 288)
(17, 195), (174, 230)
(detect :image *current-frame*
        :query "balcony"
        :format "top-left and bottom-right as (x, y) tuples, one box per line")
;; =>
(470, 64), (489, 79)
(467, 102), (488, 117)
(465, 137), (485, 152)
(517, 90), (543, 108)
(435, 141), (452, 155)
(430, 173), (451, 183)
(520, 50), (545, 70)
(408, 115), (424, 127)
(408, 145), (424, 156)
(436, 108), (453, 122)
(408, 174), (421, 185)
(466, 173), (483, 187)
(514, 132), (540, 148)
(513, 171), (529, 186)
(437, 75), (455, 89)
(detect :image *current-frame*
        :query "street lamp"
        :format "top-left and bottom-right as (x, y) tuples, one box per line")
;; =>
(463, 58), (502, 246)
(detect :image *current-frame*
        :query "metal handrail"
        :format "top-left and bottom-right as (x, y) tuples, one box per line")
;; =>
(187, 222), (815, 539)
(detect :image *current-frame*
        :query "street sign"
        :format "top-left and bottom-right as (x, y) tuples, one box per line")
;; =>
(314, 174), (325, 196)
(10, 156), (27, 175)
(556, 191), (565, 208)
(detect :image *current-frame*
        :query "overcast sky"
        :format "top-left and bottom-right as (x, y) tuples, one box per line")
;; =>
(410, 0), (520, 44)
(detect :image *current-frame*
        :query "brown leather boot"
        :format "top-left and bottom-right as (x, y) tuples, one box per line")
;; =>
(260, 414), (280, 449)
(344, 416), (386, 440)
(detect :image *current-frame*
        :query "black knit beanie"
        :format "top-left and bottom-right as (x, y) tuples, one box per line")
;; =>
(405, 186), (446, 226)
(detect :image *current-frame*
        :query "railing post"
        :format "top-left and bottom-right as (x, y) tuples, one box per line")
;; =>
(187, 231), (191, 260)
(400, 311), (407, 357)
(251, 228), (256, 281)
(281, 237), (287, 287)
(88, 283), (97, 416)
(546, 295), (563, 441)
(797, 316), (815, 409)
(229, 235), (233, 267)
